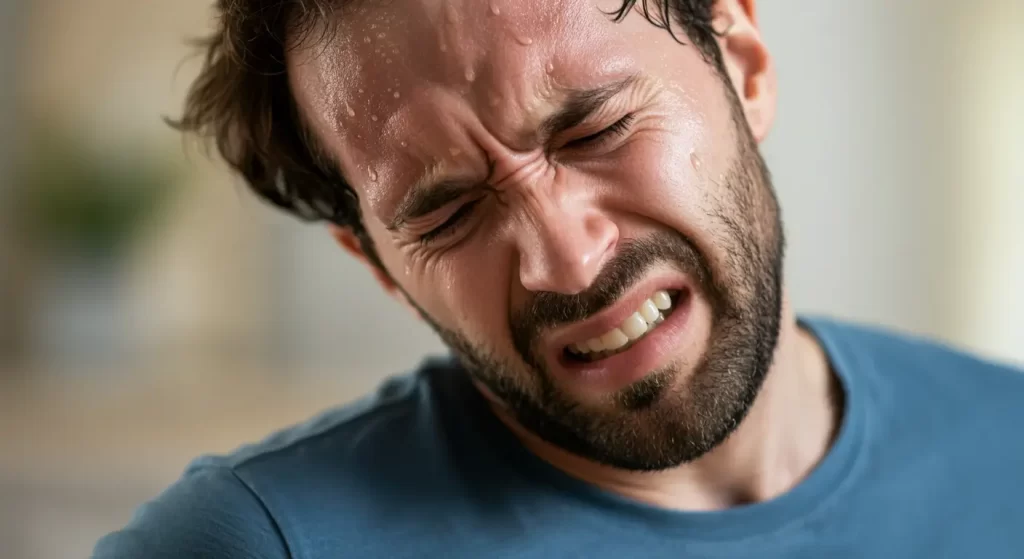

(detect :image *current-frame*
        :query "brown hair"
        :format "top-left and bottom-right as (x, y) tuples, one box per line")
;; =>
(170, 0), (722, 254)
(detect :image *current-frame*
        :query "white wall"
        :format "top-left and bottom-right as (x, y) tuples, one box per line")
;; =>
(761, 0), (1022, 365)
(759, 1), (954, 338)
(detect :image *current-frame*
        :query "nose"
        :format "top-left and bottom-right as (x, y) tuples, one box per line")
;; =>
(516, 196), (618, 295)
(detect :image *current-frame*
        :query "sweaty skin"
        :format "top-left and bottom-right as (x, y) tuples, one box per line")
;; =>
(288, 0), (839, 511)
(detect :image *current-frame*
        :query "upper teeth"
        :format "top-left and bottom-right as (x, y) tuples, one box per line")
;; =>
(569, 290), (674, 355)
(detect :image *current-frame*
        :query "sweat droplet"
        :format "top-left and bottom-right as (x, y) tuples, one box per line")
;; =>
(515, 35), (533, 46)
(386, 58), (393, 64)
(393, 91), (401, 99)
(490, 3), (500, 15)
(358, 88), (365, 94)
(371, 115), (379, 122)
(440, 42), (448, 52)
(546, 62), (554, 73)
(690, 151), (702, 171)
(465, 68), (476, 82)
(400, 141), (408, 147)
(345, 103), (355, 117)
(377, 32), (385, 39)
(449, 147), (462, 157)
(368, 168), (378, 182)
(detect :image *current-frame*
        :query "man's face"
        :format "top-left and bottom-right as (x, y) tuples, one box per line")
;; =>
(289, 0), (784, 470)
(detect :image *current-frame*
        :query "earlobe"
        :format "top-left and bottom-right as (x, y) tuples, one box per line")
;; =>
(327, 225), (425, 320)
(716, 0), (777, 142)
(735, 37), (776, 143)
(328, 224), (401, 296)
(330, 224), (366, 258)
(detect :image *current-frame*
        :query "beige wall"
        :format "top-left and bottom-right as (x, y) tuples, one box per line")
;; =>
(947, 0), (1024, 363)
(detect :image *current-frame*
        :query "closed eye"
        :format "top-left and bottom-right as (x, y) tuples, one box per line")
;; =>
(565, 113), (636, 148)
(419, 198), (482, 244)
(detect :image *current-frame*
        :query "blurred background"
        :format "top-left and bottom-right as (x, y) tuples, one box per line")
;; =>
(0, 0), (1021, 557)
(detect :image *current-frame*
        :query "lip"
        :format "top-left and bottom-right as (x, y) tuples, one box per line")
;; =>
(545, 275), (689, 352)
(542, 275), (696, 393)
(549, 289), (694, 393)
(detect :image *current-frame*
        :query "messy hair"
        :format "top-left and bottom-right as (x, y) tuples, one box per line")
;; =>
(171, 0), (722, 257)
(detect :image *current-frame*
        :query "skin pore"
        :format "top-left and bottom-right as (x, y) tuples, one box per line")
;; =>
(288, 0), (841, 511)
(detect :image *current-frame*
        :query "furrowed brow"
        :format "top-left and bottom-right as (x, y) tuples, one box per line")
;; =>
(387, 180), (476, 231)
(387, 74), (639, 231)
(539, 73), (640, 139)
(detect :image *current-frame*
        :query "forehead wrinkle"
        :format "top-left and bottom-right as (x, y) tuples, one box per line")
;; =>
(300, 0), (619, 137)
(292, 0), (646, 224)
(379, 16), (642, 223)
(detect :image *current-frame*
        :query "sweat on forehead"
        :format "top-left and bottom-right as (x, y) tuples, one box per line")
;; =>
(287, 0), (618, 128)
(285, 0), (642, 199)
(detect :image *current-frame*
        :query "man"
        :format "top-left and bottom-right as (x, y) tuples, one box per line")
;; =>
(94, 0), (1024, 557)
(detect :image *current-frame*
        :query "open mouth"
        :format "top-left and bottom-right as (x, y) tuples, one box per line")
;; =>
(563, 289), (684, 363)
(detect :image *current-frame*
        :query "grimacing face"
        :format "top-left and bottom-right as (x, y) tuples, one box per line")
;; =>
(288, 0), (785, 470)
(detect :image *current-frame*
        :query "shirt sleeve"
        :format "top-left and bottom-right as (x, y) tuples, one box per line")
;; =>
(91, 464), (290, 559)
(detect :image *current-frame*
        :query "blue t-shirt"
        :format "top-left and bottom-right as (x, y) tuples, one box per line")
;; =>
(93, 318), (1024, 558)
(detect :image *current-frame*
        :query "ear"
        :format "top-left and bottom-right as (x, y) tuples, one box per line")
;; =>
(328, 224), (403, 299)
(328, 225), (430, 320)
(715, 0), (777, 143)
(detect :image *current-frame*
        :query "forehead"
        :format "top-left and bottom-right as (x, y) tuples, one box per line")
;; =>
(286, 0), (694, 215)
(293, 0), (613, 99)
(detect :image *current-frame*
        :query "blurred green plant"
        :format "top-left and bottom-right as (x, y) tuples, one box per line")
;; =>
(15, 122), (180, 260)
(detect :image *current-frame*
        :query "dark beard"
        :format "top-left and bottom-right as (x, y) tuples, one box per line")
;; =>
(408, 102), (785, 472)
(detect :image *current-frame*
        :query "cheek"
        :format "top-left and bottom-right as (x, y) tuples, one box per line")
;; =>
(418, 245), (517, 356)
(604, 123), (719, 244)
(601, 96), (745, 276)
(441, 247), (513, 339)
(365, 208), (515, 347)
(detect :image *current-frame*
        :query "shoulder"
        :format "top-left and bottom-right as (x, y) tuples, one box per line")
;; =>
(803, 317), (1024, 512)
(91, 463), (289, 559)
(802, 315), (1024, 453)
(93, 356), (463, 558)
(801, 315), (1024, 394)
(226, 361), (445, 469)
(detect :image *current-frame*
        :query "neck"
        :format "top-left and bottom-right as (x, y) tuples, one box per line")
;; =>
(490, 300), (841, 512)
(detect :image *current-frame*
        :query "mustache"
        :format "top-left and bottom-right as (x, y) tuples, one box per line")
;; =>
(510, 231), (715, 346)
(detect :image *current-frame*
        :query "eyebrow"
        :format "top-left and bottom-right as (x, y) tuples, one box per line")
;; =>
(386, 73), (640, 232)
(539, 73), (640, 140)
(387, 178), (476, 231)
